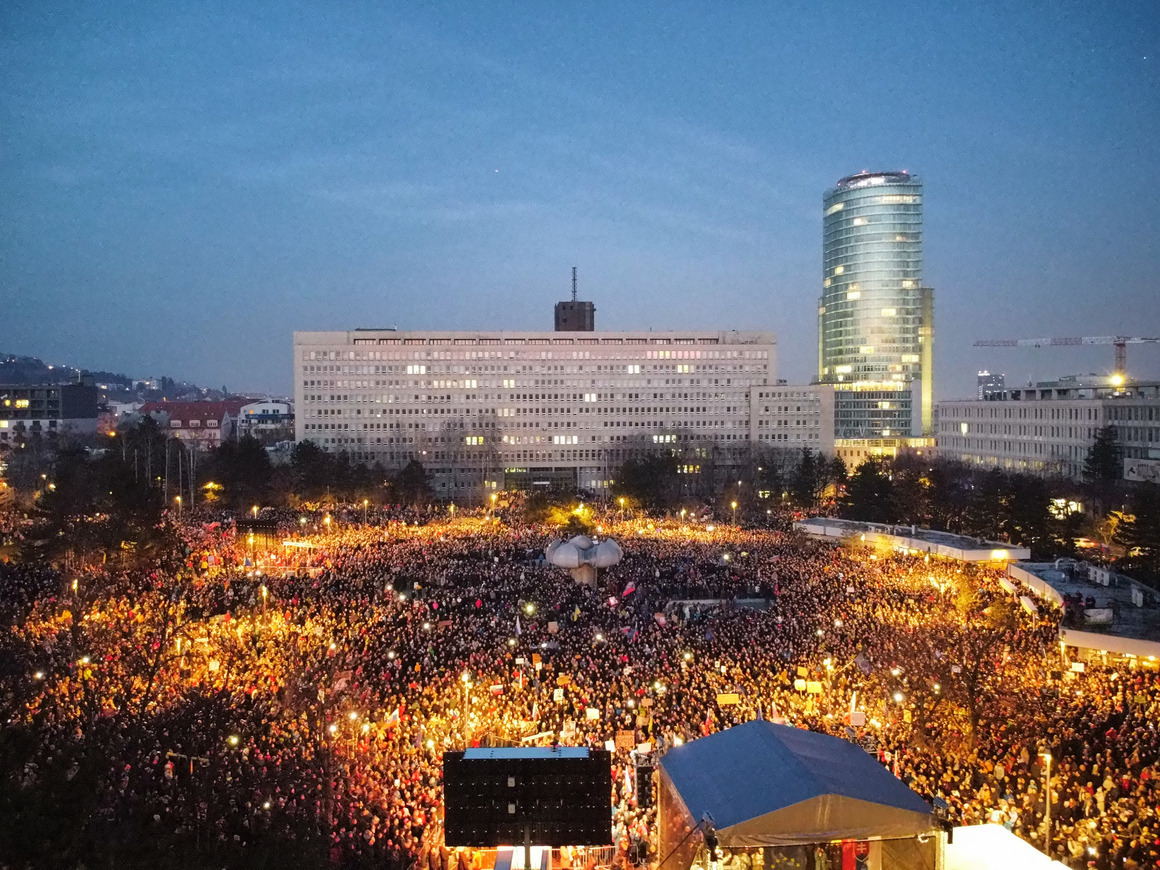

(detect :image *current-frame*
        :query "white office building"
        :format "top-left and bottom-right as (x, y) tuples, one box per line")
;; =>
(294, 329), (784, 499)
(937, 376), (1160, 480)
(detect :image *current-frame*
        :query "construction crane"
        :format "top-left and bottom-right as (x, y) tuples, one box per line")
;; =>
(973, 336), (1160, 381)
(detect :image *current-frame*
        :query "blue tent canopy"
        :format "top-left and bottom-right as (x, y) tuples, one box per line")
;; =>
(659, 721), (936, 847)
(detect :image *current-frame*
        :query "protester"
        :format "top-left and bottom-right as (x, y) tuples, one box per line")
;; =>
(1, 506), (1156, 869)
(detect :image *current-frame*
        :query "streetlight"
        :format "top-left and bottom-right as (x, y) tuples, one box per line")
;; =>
(363, 499), (369, 524)
(731, 500), (737, 522)
(324, 514), (331, 534)
(252, 505), (259, 518)
(175, 495), (182, 516)
(1040, 752), (1053, 855)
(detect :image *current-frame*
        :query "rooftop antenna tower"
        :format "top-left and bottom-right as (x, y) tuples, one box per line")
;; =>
(572, 266), (578, 302)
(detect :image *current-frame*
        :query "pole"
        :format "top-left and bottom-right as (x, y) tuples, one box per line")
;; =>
(1045, 754), (1051, 851)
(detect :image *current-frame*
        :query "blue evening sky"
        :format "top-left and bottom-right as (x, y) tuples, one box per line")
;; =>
(2, 1), (1158, 396)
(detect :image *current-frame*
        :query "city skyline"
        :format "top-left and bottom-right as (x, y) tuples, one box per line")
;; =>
(2, 2), (1158, 397)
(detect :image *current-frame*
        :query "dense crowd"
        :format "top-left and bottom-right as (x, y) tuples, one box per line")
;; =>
(1, 506), (1157, 869)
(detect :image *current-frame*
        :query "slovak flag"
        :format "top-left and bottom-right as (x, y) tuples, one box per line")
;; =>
(385, 706), (401, 728)
(622, 581), (636, 598)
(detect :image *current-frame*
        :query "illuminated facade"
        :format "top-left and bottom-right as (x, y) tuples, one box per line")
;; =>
(294, 329), (776, 499)
(819, 171), (933, 437)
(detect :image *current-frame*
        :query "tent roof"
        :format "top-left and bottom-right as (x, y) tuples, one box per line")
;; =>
(659, 721), (935, 846)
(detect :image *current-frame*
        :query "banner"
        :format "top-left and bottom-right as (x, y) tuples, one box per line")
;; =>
(716, 693), (740, 706)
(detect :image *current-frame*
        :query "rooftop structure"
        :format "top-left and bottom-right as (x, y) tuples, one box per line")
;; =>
(1009, 562), (1160, 658)
(795, 517), (1030, 562)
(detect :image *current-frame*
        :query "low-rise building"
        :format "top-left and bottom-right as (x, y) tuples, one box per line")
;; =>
(937, 375), (1160, 479)
(237, 400), (294, 444)
(139, 400), (249, 449)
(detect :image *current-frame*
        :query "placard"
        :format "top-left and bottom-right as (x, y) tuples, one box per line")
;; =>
(796, 666), (809, 678)
(557, 674), (571, 686)
(547, 621), (559, 634)
(806, 681), (823, 695)
(716, 693), (740, 706)
(585, 707), (600, 720)
(553, 688), (564, 702)
(1070, 661), (1086, 672)
(615, 730), (636, 750)
(793, 678), (807, 691)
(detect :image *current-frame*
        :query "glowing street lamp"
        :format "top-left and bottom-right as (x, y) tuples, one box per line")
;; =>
(175, 495), (182, 516)
(252, 505), (259, 518)
(363, 499), (369, 523)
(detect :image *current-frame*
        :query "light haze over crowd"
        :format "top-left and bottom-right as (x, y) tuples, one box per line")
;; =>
(2, 1), (1158, 396)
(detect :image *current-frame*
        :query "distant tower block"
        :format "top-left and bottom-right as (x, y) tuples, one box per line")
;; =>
(554, 266), (596, 331)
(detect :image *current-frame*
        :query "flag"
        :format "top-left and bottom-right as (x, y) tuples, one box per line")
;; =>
(572, 605), (581, 622)
(755, 701), (764, 721)
(490, 684), (504, 696)
(622, 581), (636, 598)
(515, 614), (522, 636)
(624, 764), (632, 799)
(385, 706), (400, 728)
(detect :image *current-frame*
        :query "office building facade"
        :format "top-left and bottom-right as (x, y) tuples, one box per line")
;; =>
(818, 171), (934, 437)
(937, 376), (1160, 480)
(294, 329), (776, 498)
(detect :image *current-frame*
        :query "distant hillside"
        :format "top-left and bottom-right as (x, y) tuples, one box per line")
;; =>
(1, 354), (201, 398)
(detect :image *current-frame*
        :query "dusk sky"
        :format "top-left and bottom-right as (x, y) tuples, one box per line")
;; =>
(2, 1), (1158, 397)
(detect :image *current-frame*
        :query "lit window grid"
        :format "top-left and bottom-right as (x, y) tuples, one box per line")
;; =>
(293, 330), (777, 494)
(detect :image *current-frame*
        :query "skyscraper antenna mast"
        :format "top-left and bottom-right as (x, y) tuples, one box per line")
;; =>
(571, 266), (578, 302)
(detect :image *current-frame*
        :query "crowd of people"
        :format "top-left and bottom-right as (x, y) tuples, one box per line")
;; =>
(1, 504), (1157, 869)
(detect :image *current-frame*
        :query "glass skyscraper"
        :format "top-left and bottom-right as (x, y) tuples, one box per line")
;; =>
(818, 170), (933, 437)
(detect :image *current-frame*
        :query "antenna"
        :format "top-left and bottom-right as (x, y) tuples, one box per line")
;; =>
(571, 266), (578, 302)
